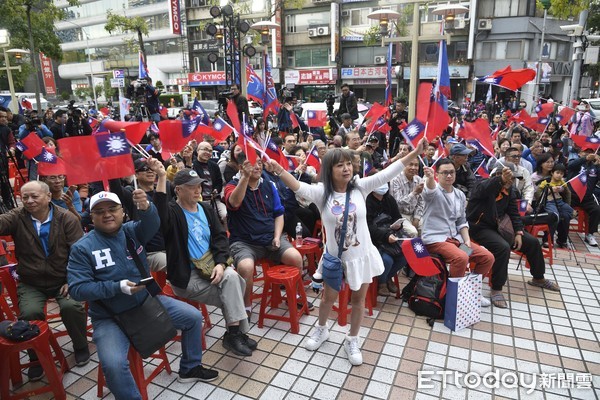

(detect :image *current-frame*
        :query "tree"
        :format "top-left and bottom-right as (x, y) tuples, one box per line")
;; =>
(536, 0), (589, 20)
(588, 0), (600, 33)
(0, 0), (78, 97)
(104, 11), (150, 64)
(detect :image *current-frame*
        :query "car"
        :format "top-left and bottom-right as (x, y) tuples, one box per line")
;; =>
(582, 98), (600, 121)
(249, 101), (263, 118)
(299, 102), (367, 126)
(167, 107), (183, 119)
(196, 100), (219, 118)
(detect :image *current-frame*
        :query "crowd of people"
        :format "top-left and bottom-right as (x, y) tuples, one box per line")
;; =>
(0, 88), (599, 399)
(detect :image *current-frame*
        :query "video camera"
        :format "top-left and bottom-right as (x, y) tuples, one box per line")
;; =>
(325, 93), (338, 116)
(25, 117), (42, 132)
(126, 79), (150, 100)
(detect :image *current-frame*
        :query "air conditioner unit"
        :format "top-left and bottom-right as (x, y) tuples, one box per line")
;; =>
(374, 56), (386, 65)
(317, 26), (329, 36)
(341, 10), (350, 17)
(308, 28), (318, 38)
(478, 19), (492, 31)
(455, 19), (467, 29)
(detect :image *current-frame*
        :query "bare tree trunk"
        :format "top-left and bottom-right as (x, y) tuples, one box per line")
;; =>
(26, 2), (42, 111)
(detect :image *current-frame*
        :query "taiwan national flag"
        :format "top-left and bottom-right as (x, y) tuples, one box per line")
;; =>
(285, 155), (298, 172)
(192, 98), (210, 125)
(246, 59), (264, 106)
(306, 146), (321, 173)
(58, 132), (134, 185)
(211, 117), (234, 142)
(363, 158), (373, 176)
(475, 161), (489, 179)
(263, 53), (280, 119)
(307, 110), (327, 128)
(158, 117), (204, 152)
(568, 172), (588, 201)
(570, 135), (600, 152)
(36, 148), (66, 176)
(265, 138), (286, 167)
(517, 199), (528, 216)
(458, 119), (494, 156)
(15, 132), (45, 159)
(535, 102), (554, 118)
(400, 119), (425, 148)
(556, 107), (575, 126)
(401, 238), (440, 277)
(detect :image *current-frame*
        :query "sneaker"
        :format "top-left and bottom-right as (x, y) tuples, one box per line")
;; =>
(178, 365), (219, 383)
(481, 297), (491, 308)
(585, 234), (598, 247)
(242, 334), (258, 351)
(296, 298), (315, 311)
(343, 335), (363, 366)
(305, 324), (329, 351)
(27, 365), (44, 381)
(223, 332), (253, 356)
(74, 346), (90, 367)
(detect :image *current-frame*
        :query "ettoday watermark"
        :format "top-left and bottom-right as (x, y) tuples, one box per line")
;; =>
(418, 370), (593, 394)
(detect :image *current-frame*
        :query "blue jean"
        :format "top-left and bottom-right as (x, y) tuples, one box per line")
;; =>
(545, 199), (574, 244)
(379, 250), (406, 282)
(93, 295), (203, 400)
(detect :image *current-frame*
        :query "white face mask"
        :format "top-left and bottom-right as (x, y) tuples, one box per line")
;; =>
(374, 184), (389, 196)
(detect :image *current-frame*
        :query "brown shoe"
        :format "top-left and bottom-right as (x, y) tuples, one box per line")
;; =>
(378, 284), (391, 297)
(386, 278), (398, 294)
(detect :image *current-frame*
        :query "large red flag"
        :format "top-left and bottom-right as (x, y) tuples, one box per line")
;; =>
(226, 100), (242, 135)
(416, 83), (432, 123)
(556, 107), (575, 126)
(534, 102), (554, 118)
(58, 132), (134, 185)
(570, 135), (600, 152)
(36, 148), (67, 176)
(363, 102), (388, 123)
(101, 120), (152, 144)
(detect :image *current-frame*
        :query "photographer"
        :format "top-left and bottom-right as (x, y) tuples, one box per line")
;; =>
(230, 84), (249, 123)
(65, 108), (92, 137)
(126, 77), (161, 122)
(143, 77), (161, 123)
(337, 83), (358, 121)
(17, 115), (53, 139)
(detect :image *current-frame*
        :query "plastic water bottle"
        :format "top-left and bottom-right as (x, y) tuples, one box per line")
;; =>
(295, 223), (303, 247)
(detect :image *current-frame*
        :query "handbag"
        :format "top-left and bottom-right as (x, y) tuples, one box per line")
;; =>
(95, 235), (176, 358)
(444, 273), (482, 332)
(321, 190), (351, 292)
(373, 213), (403, 257)
(192, 250), (216, 281)
(497, 214), (515, 247)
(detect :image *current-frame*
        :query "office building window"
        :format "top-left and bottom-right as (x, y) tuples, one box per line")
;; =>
(286, 15), (296, 33)
(506, 41), (522, 59)
(481, 42), (496, 60)
(287, 48), (330, 68)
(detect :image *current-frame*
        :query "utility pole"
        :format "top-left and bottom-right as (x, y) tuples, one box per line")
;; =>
(569, 9), (589, 104)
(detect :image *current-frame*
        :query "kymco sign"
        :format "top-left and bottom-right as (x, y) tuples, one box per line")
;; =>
(169, 0), (182, 35)
(188, 72), (226, 86)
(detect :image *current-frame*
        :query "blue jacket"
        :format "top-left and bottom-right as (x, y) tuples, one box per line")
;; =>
(67, 204), (160, 320)
(18, 124), (53, 140)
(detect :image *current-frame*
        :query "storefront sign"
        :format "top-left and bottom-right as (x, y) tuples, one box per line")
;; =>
(341, 67), (388, 79)
(284, 68), (337, 85)
(188, 72), (226, 86)
(403, 65), (469, 80)
(39, 53), (57, 96)
(169, 0), (182, 35)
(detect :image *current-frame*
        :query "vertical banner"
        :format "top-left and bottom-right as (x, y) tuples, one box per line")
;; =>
(39, 53), (57, 96)
(169, 0), (182, 35)
(119, 97), (130, 122)
(330, 2), (339, 63)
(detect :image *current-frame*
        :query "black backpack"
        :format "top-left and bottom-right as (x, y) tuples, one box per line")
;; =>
(401, 256), (448, 327)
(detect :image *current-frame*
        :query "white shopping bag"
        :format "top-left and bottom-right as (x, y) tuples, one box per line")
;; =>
(444, 274), (482, 332)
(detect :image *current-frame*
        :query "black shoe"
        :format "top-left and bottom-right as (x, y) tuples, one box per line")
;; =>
(297, 300), (315, 311)
(177, 365), (219, 383)
(556, 241), (568, 249)
(74, 346), (90, 367)
(223, 332), (253, 356)
(246, 310), (252, 324)
(27, 364), (44, 381)
(242, 334), (258, 351)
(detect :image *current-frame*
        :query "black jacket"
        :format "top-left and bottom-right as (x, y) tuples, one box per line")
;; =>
(338, 92), (358, 120)
(154, 192), (230, 290)
(366, 192), (402, 246)
(454, 164), (477, 199)
(192, 159), (223, 196)
(466, 176), (524, 233)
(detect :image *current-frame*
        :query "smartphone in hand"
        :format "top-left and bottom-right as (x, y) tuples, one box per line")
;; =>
(136, 277), (155, 286)
(458, 243), (473, 257)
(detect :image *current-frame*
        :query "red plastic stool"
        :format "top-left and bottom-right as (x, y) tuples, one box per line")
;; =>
(525, 224), (553, 265)
(332, 281), (374, 327)
(258, 265), (309, 334)
(570, 207), (588, 234)
(292, 240), (322, 283)
(0, 320), (69, 400)
(97, 346), (171, 400)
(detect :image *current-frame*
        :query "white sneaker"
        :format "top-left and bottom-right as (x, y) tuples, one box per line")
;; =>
(585, 234), (598, 247)
(481, 297), (491, 308)
(343, 335), (363, 366)
(305, 325), (329, 351)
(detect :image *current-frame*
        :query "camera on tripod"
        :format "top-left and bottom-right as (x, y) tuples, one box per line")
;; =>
(325, 93), (337, 116)
(126, 79), (149, 100)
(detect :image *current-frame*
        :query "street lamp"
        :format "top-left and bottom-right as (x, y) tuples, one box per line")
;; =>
(250, 21), (279, 69)
(431, 3), (469, 24)
(205, 5), (251, 86)
(367, 9), (401, 37)
(0, 30), (28, 114)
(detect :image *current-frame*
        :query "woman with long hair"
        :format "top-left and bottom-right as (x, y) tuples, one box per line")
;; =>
(531, 152), (555, 185)
(270, 138), (427, 366)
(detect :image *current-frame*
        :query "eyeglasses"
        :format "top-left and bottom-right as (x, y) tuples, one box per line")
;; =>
(46, 175), (65, 181)
(438, 171), (456, 176)
(198, 147), (212, 152)
(90, 205), (123, 216)
(507, 154), (522, 159)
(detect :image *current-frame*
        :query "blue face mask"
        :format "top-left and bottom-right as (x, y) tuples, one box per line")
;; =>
(374, 184), (389, 196)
